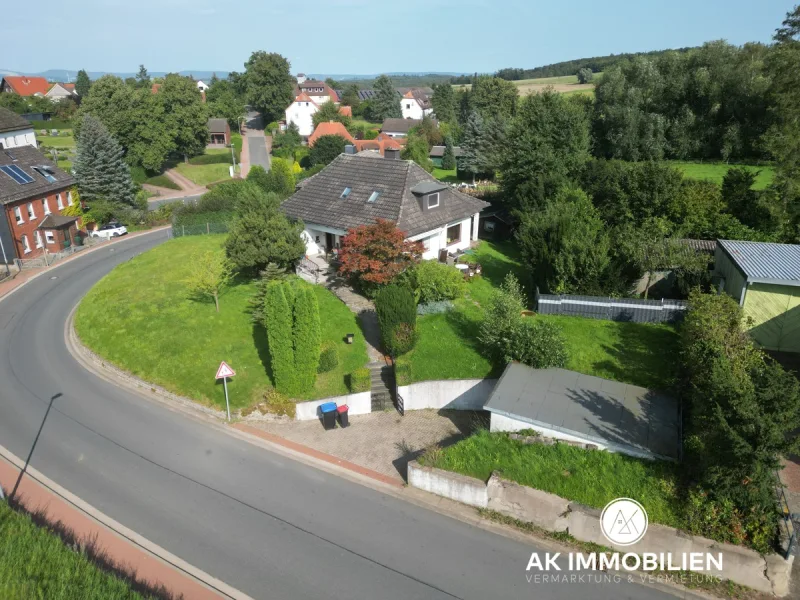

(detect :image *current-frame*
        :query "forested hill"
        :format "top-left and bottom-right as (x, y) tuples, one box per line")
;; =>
(450, 47), (697, 83)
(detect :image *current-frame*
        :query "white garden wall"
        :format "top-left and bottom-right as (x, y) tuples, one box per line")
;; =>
(398, 379), (496, 411)
(294, 392), (371, 421)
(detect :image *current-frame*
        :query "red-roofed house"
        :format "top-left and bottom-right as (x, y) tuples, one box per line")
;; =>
(308, 122), (355, 147)
(338, 105), (352, 118)
(151, 83), (162, 94)
(285, 92), (319, 137)
(353, 133), (403, 156)
(295, 80), (339, 104)
(1, 76), (51, 97)
(401, 90), (433, 120)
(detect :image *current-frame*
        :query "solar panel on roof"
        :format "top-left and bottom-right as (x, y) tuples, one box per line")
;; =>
(0, 164), (33, 184)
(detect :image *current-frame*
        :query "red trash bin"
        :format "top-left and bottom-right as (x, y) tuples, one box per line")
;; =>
(336, 404), (349, 428)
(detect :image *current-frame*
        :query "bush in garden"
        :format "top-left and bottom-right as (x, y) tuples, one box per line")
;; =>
(478, 273), (527, 363)
(404, 260), (466, 303)
(262, 388), (295, 418)
(293, 286), (321, 392)
(514, 320), (568, 369)
(317, 342), (339, 373)
(263, 281), (296, 394)
(348, 368), (371, 393)
(375, 284), (417, 355)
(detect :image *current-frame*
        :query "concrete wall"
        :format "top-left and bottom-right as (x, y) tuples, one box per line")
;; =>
(398, 379), (495, 411)
(407, 461), (487, 508)
(407, 462), (794, 596)
(294, 392), (371, 421)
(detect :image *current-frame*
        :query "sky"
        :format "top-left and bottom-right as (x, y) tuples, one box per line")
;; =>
(0, 0), (793, 76)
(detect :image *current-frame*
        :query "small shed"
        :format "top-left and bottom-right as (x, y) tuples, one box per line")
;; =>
(484, 364), (680, 460)
(714, 240), (800, 353)
(429, 145), (463, 168)
(207, 118), (230, 145)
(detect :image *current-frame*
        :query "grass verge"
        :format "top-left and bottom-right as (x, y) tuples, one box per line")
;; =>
(74, 235), (368, 409)
(669, 161), (775, 190)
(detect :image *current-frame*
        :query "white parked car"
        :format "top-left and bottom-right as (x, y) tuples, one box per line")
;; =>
(91, 222), (128, 238)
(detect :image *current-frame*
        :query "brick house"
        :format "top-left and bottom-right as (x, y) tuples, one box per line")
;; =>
(0, 146), (78, 264)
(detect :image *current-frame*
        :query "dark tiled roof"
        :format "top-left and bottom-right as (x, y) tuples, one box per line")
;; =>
(38, 213), (79, 229)
(410, 181), (447, 195)
(0, 146), (75, 205)
(429, 145), (463, 158)
(281, 154), (489, 237)
(0, 107), (31, 134)
(207, 118), (228, 133)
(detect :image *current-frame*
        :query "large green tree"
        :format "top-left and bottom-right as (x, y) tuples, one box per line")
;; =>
(293, 286), (322, 392)
(75, 69), (91, 98)
(309, 135), (349, 166)
(206, 78), (246, 128)
(224, 189), (305, 273)
(263, 281), (296, 394)
(243, 51), (295, 122)
(371, 75), (401, 121)
(516, 187), (611, 294)
(470, 76), (518, 119)
(501, 90), (591, 210)
(74, 114), (135, 207)
(341, 83), (361, 109)
(136, 64), (150, 89)
(431, 83), (457, 123)
(159, 73), (209, 159)
(312, 100), (350, 128)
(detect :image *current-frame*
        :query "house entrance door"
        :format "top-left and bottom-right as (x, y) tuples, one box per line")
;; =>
(325, 232), (335, 254)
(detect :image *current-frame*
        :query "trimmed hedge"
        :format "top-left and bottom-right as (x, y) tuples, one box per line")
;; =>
(348, 368), (371, 393)
(293, 286), (322, 392)
(264, 282), (295, 394)
(375, 284), (417, 356)
(318, 342), (339, 373)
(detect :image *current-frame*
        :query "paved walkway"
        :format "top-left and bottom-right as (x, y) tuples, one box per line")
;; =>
(249, 409), (481, 482)
(324, 272), (383, 361)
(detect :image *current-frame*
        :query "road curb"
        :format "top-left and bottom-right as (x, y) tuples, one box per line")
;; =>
(0, 443), (253, 600)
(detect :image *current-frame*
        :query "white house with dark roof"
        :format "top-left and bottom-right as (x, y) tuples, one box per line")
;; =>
(281, 150), (489, 260)
(0, 108), (36, 150)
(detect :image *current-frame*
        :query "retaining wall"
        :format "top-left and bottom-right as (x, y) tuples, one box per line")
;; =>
(407, 461), (794, 596)
(397, 379), (496, 411)
(294, 392), (371, 421)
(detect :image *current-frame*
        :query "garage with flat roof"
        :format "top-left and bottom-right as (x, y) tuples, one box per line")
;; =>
(484, 363), (680, 460)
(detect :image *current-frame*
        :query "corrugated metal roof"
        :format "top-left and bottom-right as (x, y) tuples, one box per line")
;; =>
(718, 240), (800, 284)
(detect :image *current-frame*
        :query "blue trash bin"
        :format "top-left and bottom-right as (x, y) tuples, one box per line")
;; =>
(320, 402), (338, 430)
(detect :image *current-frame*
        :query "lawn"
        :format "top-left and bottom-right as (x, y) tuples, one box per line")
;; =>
(0, 500), (152, 600)
(175, 150), (237, 186)
(37, 131), (76, 149)
(399, 241), (679, 391)
(421, 429), (684, 529)
(143, 174), (180, 190)
(75, 235), (369, 410)
(432, 168), (462, 183)
(349, 118), (382, 131)
(670, 161), (775, 190)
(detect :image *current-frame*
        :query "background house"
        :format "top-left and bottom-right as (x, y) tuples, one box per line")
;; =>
(400, 89), (433, 120)
(45, 83), (78, 102)
(281, 151), (488, 259)
(429, 145), (462, 168)
(1, 76), (50, 97)
(714, 239), (800, 353)
(0, 146), (78, 263)
(381, 118), (437, 138)
(0, 108), (37, 150)
(295, 79), (339, 104)
(308, 122), (355, 146)
(207, 118), (231, 145)
(197, 80), (209, 92)
(285, 92), (319, 137)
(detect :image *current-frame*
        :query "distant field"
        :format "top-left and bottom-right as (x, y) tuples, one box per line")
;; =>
(670, 161), (775, 190)
(453, 73), (600, 96)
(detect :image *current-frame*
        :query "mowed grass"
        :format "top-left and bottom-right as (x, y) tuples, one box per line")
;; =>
(453, 73), (601, 96)
(75, 235), (368, 409)
(423, 429), (684, 529)
(143, 174), (180, 190)
(0, 501), (151, 600)
(175, 159), (234, 186)
(37, 131), (76, 149)
(670, 161), (775, 190)
(401, 241), (679, 391)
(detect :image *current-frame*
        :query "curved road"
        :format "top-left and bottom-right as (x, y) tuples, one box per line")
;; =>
(0, 231), (674, 600)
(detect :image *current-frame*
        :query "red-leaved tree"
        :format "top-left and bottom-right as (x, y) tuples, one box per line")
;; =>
(338, 219), (423, 292)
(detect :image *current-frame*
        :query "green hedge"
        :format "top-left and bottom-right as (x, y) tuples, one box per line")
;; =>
(348, 368), (371, 393)
(31, 119), (73, 130)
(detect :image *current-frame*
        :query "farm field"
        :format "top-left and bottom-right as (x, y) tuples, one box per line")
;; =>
(453, 73), (600, 96)
(669, 161), (775, 190)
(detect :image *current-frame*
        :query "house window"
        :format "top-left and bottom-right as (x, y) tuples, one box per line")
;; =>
(43, 198), (51, 214)
(67, 190), (73, 205)
(14, 206), (23, 224)
(57, 193), (64, 209)
(483, 220), (496, 233)
(422, 237), (432, 251)
(446, 223), (462, 245)
(340, 187), (351, 199)
(367, 191), (380, 203)
(427, 193), (440, 209)
(27, 202), (35, 219)
(34, 230), (43, 248)
(21, 234), (30, 254)
(45, 230), (55, 245)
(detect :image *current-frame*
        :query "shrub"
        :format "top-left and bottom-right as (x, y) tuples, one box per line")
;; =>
(375, 284), (417, 355)
(514, 319), (568, 369)
(309, 134), (349, 166)
(317, 342), (339, 373)
(416, 300), (454, 315)
(293, 286), (321, 392)
(405, 260), (466, 303)
(348, 368), (371, 393)
(263, 281), (296, 394)
(394, 359), (412, 385)
(478, 273), (527, 364)
(263, 388), (295, 418)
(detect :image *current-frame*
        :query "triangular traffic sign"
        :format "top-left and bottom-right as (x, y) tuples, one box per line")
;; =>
(215, 361), (236, 379)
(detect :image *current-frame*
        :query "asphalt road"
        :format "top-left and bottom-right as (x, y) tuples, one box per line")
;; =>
(0, 231), (677, 600)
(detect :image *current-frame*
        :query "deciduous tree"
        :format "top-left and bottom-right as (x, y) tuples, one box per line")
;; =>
(185, 251), (233, 312)
(243, 51), (295, 122)
(576, 68), (593, 84)
(309, 134), (349, 166)
(312, 100), (351, 128)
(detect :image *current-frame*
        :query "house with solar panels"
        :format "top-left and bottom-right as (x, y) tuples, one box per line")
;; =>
(714, 239), (800, 353)
(0, 145), (78, 264)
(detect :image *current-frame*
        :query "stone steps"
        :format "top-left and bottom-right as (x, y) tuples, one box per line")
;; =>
(368, 361), (394, 411)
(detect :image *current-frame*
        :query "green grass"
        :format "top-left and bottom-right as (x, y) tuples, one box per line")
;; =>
(231, 132), (243, 154)
(432, 168), (464, 183)
(400, 241), (679, 391)
(57, 160), (73, 172)
(175, 162), (233, 186)
(349, 118), (382, 131)
(30, 119), (73, 130)
(37, 131), (75, 149)
(0, 500), (152, 600)
(669, 161), (775, 190)
(423, 429), (684, 527)
(143, 174), (180, 190)
(75, 235), (369, 409)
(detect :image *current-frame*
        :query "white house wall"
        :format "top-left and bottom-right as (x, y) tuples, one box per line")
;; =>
(401, 100), (424, 120)
(1, 127), (37, 149)
(410, 214), (481, 261)
(285, 101), (317, 137)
